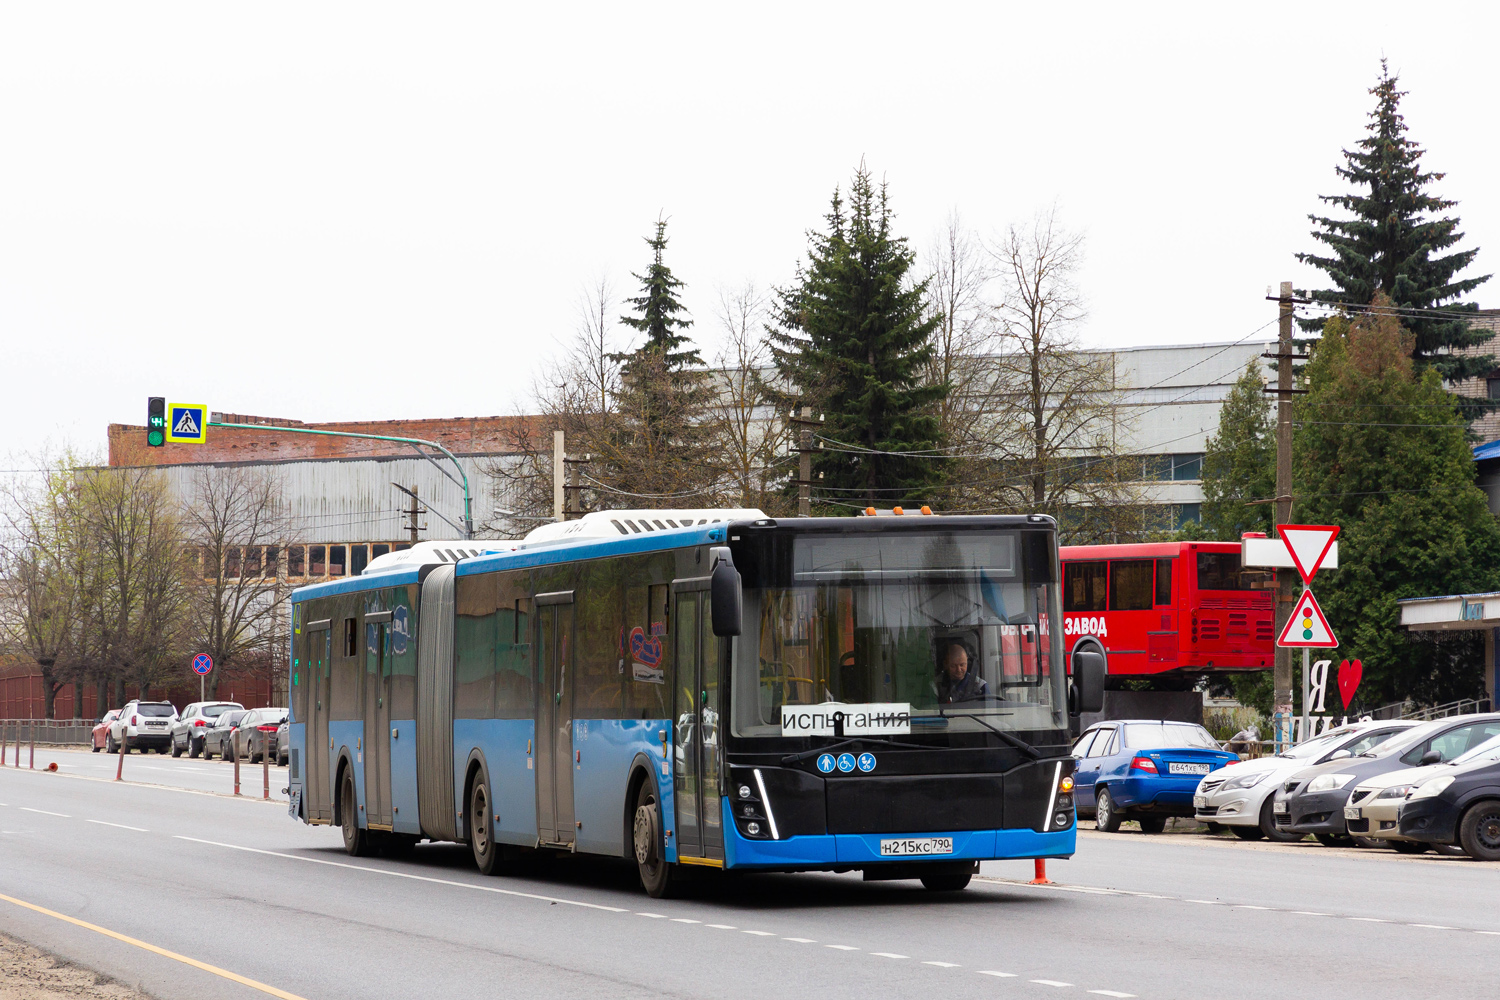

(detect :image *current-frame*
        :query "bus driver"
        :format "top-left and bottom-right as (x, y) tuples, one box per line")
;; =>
(936, 640), (989, 704)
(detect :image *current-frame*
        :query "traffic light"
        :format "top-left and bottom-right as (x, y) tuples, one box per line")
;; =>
(147, 397), (166, 447)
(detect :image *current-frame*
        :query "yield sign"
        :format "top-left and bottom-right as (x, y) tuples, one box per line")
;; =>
(1278, 589), (1338, 648)
(1279, 524), (1341, 585)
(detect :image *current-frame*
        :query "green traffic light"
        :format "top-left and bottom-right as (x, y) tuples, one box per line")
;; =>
(147, 429), (165, 446)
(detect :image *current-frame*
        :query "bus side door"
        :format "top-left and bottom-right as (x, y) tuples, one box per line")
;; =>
(672, 584), (722, 862)
(535, 591), (575, 846)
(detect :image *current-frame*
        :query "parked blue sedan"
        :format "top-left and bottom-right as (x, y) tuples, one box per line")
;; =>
(1072, 720), (1239, 832)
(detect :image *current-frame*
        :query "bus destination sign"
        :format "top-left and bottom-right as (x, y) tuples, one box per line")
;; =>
(781, 702), (912, 737)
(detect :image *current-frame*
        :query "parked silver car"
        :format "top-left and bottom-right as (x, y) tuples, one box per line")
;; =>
(171, 701), (244, 758)
(230, 708), (288, 764)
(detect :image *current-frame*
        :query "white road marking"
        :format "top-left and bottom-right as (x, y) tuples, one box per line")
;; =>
(173, 837), (630, 912)
(1235, 905), (1273, 910)
(636, 912), (666, 918)
(1290, 911), (1330, 917)
(1408, 924), (1453, 930)
(977, 971), (1018, 978)
(670, 918), (700, 924)
(706, 924), (737, 930)
(1348, 917), (1388, 923)
(826, 944), (859, 951)
(19, 807), (69, 818)
(1031, 980), (1073, 988)
(870, 952), (907, 958)
(1477, 931), (1500, 936)
(923, 961), (961, 967)
(1184, 899), (1222, 905)
(1088, 991), (1137, 998)
(742, 930), (776, 936)
(86, 820), (148, 832)
(782, 937), (816, 943)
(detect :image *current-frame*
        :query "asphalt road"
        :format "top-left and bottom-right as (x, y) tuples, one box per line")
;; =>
(15, 746), (289, 800)
(1, 760), (1496, 1000)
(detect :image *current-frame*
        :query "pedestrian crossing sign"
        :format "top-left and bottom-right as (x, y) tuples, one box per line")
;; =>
(166, 403), (208, 443)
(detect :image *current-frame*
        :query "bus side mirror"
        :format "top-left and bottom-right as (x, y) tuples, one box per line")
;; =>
(710, 547), (742, 637)
(1071, 649), (1106, 715)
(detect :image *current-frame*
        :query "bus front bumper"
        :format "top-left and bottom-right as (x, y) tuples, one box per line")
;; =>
(723, 823), (1077, 870)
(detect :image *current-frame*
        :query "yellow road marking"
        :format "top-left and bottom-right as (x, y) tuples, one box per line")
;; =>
(0, 891), (308, 1000)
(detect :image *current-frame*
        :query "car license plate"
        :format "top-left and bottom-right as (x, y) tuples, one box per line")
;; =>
(1343, 806), (1361, 821)
(879, 837), (954, 857)
(1169, 762), (1211, 776)
(1274, 799), (1289, 814)
(1194, 794), (1208, 809)
(147, 721), (166, 727)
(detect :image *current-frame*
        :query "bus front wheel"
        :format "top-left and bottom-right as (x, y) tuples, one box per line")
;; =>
(633, 779), (674, 898)
(920, 862), (973, 892)
(340, 770), (369, 857)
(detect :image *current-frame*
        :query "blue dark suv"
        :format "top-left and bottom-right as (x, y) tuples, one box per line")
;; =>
(1073, 720), (1238, 832)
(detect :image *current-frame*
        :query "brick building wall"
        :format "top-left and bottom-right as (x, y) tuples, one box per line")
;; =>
(1449, 309), (1500, 443)
(108, 413), (543, 467)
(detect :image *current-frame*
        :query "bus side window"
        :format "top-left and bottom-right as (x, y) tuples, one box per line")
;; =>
(1064, 561), (1106, 612)
(1108, 560), (1153, 611)
(1155, 559), (1172, 605)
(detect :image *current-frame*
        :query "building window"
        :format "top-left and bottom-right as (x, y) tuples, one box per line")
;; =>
(225, 547), (241, 578)
(1173, 503), (1201, 529)
(309, 545), (326, 576)
(264, 546), (279, 577)
(1171, 454), (1203, 481)
(372, 543), (390, 559)
(350, 544), (368, 576)
(243, 546), (262, 577)
(1488, 377), (1500, 401)
(329, 545), (346, 577)
(288, 545), (305, 576)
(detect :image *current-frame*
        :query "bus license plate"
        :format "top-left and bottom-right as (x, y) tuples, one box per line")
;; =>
(880, 837), (954, 857)
(1169, 762), (1211, 775)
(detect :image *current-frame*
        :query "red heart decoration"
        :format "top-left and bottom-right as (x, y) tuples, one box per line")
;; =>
(1337, 659), (1363, 710)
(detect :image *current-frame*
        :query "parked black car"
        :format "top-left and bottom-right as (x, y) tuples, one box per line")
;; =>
(1273, 714), (1500, 844)
(1399, 757), (1500, 860)
(202, 709), (246, 760)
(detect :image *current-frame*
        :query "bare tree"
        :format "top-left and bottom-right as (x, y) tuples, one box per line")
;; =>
(973, 208), (1140, 538)
(924, 211), (999, 442)
(70, 465), (189, 707)
(0, 456), (90, 718)
(707, 283), (793, 513)
(181, 467), (291, 702)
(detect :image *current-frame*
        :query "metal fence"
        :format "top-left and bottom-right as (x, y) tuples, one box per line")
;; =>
(0, 720), (94, 746)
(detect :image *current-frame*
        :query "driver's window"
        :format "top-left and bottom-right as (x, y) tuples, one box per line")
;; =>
(1099, 729), (1119, 756)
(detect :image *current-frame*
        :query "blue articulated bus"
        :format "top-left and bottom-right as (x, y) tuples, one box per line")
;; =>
(286, 508), (1100, 897)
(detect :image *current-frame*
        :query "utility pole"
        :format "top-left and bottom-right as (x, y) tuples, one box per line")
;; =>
(403, 484), (424, 543)
(562, 454), (587, 520)
(1264, 281), (1310, 747)
(789, 406), (820, 518)
(552, 430), (565, 523)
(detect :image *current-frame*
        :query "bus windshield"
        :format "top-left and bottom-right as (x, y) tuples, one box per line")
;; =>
(731, 529), (1066, 737)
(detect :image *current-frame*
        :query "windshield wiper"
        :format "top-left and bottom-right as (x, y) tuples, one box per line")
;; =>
(911, 712), (1043, 760)
(780, 735), (935, 766)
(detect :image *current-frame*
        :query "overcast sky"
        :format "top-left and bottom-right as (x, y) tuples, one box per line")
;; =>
(4, 2), (1498, 464)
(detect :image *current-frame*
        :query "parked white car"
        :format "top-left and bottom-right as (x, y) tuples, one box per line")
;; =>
(108, 700), (179, 754)
(1194, 721), (1418, 840)
(1345, 732), (1500, 849)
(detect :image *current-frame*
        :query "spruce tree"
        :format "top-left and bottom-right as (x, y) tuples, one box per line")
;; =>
(1199, 360), (1276, 541)
(605, 218), (716, 499)
(1293, 298), (1500, 707)
(770, 165), (948, 507)
(1298, 61), (1492, 384)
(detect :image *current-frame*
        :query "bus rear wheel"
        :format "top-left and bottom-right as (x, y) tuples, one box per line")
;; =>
(470, 777), (503, 875)
(633, 779), (674, 898)
(340, 770), (369, 857)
